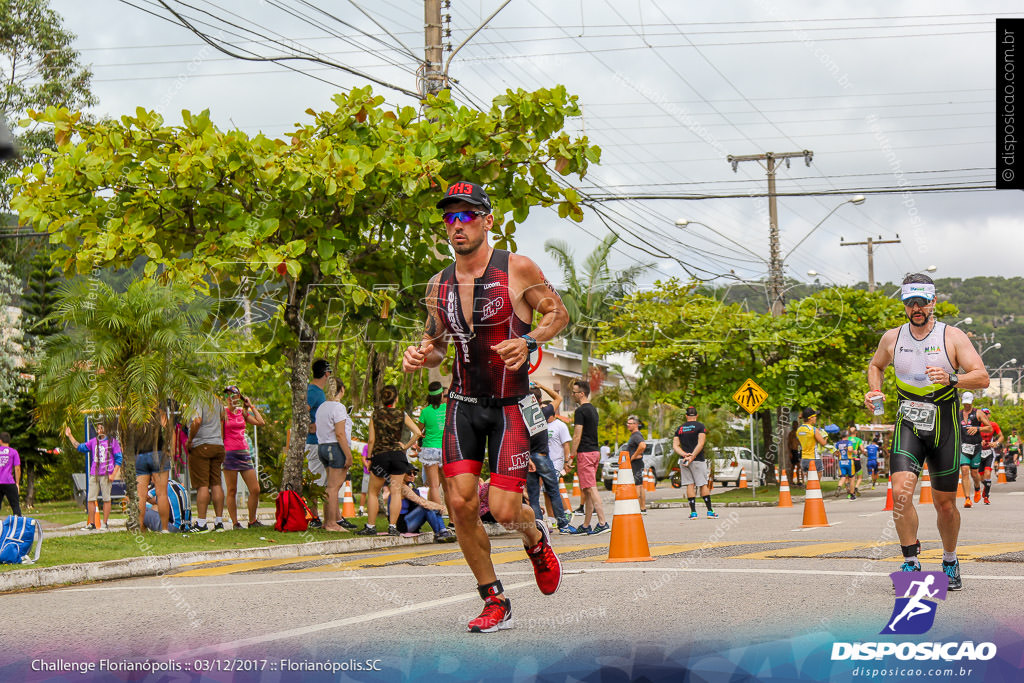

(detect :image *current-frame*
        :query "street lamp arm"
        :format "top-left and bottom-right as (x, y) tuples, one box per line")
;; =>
(674, 219), (767, 263)
(783, 199), (861, 261)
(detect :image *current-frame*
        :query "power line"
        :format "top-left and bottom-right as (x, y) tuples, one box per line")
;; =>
(150, 0), (420, 98)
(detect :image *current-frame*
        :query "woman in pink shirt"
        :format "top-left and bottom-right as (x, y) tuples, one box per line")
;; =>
(222, 386), (266, 528)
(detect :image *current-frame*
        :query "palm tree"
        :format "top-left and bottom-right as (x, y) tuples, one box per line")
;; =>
(544, 234), (652, 379)
(36, 278), (220, 530)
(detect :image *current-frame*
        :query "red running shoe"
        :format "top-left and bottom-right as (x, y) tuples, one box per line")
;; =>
(984, 496), (991, 505)
(467, 596), (512, 633)
(526, 520), (562, 595)
(973, 490), (981, 503)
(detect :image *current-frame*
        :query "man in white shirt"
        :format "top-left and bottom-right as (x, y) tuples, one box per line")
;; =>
(315, 381), (355, 532)
(543, 404), (576, 533)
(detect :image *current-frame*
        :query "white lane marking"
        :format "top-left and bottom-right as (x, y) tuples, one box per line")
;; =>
(59, 572), (480, 592)
(172, 580), (536, 658)
(572, 567), (1024, 581)
(858, 512), (890, 517)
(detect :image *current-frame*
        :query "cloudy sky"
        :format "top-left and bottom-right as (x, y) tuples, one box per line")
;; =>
(51, 0), (1023, 293)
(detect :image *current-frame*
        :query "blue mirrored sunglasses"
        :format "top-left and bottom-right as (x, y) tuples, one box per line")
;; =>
(442, 210), (487, 225)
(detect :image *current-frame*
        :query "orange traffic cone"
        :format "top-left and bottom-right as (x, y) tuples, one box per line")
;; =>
(956, 479), (965, 499)
(646, 470), (656, 492)
(998, 461), (1008, 484)
(93, 508), (101, 529)
(605, 451), (654, 563)
(778, 468), (793, 508)
(341, 480), (356, 519)
(572, 472), (582, 498)
(558, 478), (572, 513)
(918, 465), (933, 504)
(613, 451), (629, 495)
(883, 479), (894, 511)
(738, 468), (748, 489)
(801, 460), (830, 528)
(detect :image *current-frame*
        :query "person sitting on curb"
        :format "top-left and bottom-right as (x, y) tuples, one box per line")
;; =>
(143, 480), (190, 533)
(397, 464), (456, 543)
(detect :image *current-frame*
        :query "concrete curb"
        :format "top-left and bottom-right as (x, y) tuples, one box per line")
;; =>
(0, 523), (512, 593)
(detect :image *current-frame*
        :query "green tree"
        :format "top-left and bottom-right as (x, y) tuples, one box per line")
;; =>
(0, 0), (96, 277)
(0, 249), (62, 505)
(545, 233), (651, 379)
(34, 278), (218, 529)
(0, 259), (23, 404)
(599, 280), (958, 475)
(12, 85), (600, 491)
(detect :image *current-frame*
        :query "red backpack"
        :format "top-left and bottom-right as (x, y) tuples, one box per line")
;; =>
(275, 490), (316, 532)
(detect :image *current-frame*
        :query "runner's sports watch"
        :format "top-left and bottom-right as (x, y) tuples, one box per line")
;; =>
(948, 373), (959, 386)
(522, 334), (538, 353)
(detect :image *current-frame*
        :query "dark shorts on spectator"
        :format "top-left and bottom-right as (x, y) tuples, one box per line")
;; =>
(370, 449), (408, 478)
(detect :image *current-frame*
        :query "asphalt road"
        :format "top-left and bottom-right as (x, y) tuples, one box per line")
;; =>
(3, 480), (1023, 682)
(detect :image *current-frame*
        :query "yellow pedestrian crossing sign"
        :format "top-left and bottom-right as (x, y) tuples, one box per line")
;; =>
(733, 378), (768, 414)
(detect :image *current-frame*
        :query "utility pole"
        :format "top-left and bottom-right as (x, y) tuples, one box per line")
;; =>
(727, 150), (814, 316)
(422, 0), (445, 97)
(840, 236), (902, 292)
(727, 150), (812, 486)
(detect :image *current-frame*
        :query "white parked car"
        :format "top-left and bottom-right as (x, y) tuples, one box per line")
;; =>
(711, 446), (768, 487)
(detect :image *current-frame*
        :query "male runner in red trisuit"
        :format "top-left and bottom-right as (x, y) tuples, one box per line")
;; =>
(403, 181), (570, 633)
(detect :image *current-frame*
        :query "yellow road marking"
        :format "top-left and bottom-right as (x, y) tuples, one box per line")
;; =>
(437, 543), (607, 567)
(568, 541), (772, 563)
(729, 542), (889, 560)
(915, 543), (1024, 562)
(286, 547), (465, 573)
(177, 555), (327, 577)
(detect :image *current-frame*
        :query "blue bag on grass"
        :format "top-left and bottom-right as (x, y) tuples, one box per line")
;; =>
(0, 515), (43, 564)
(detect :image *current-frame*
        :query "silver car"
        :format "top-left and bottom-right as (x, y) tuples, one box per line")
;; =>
(711, 446), (769, 487)
(601, 437), (675, 490)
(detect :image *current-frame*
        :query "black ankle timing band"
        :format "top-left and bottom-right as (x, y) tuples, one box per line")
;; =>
(901, 541), (921, 558)
(478, 580), (503, 600)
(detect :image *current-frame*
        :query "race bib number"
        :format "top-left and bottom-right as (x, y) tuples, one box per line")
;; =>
(518, 394), (547, 437)
(961, 443), (976, 455)
(898, 400), (937, 433)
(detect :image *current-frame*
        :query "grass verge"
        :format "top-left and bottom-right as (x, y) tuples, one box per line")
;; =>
(0, 517), (379, 573)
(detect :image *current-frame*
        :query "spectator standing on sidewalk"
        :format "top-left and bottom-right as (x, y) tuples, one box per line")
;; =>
(134, 410), (171, 533)
(673, 406), (717, 519)
(0, 432), (21, 517)
(357, 385), (422, 536)
(570, 380), (609, 535)
(797, 408), (827, 476)
(65, 419), (123, 530)
(221, 386), (265, 529)
(786, 420), (803, 487)
(626, 416), (648, 513)
(315, 379), (356, 532)
(544, 404), (573, 524)
(304, 359), (333, 527)
(526, 381), (575, 533)
(415, 381), (447, 507)
(188, 400), (226, 532)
